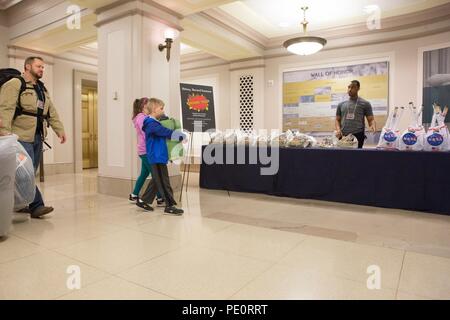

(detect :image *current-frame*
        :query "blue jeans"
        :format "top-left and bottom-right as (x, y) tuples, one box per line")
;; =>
(19, 133), (45, 211)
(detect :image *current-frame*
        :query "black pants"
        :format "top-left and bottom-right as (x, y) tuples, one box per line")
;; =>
(352, 131), (366, 149)
(141, 164), (177, 207)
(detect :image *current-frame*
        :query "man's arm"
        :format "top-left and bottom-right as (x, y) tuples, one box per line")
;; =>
(365, 103), (376, 132)
(335, 104), (343, 138)
(0, 78), (21, 135)
(47, 98), (66, 143)
(366, 115), (376, 132)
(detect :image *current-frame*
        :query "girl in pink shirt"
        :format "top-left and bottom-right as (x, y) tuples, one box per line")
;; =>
(130, 98), (162, 209)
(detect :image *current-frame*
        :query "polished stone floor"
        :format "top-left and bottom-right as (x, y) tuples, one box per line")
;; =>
(1, 169), (450, 300)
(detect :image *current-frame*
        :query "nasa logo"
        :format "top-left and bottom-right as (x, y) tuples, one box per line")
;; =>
(427, 133), (444, 147)
(402, 133), (417, 146)
(384, 131), (397, 143)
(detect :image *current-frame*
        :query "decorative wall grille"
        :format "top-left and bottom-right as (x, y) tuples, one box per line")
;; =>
(239, 75), (254, 132)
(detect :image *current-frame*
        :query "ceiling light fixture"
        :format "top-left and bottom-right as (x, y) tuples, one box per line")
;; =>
(283, 6), (327, 56)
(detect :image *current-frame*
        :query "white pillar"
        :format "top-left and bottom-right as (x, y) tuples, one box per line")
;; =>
(95, 1), (182, 196)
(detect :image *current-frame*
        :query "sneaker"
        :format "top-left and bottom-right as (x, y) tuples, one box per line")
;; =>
(164, 206), (184, 215)
(129, 194), (138, 203)
(156, 198), (165, 207)
(136, 200), (154, 211)
(31, 206), (54, 219)
(16, 207), (31, 214)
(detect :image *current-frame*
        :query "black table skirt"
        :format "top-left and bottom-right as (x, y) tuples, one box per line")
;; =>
(199, 145), (450, 215)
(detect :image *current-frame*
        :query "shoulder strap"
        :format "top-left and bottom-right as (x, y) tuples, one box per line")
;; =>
(13, 77), (27, 120)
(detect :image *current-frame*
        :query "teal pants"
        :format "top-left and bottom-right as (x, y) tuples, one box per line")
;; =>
(133, 155), (161, 198)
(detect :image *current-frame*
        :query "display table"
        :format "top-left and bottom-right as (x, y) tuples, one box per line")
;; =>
(200, 145), (450, 215)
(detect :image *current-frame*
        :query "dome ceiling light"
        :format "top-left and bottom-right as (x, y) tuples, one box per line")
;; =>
(283, 6), (327, 56)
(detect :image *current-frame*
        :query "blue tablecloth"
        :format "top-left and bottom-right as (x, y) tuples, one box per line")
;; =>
(200, 145), (450, 215)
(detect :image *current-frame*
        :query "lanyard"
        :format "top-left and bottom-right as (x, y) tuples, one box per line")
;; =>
(341, 97), (359, 133)
(347, 97), (359, 115)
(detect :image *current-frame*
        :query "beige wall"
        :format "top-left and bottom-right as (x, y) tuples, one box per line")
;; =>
(0, 26), (8, 68)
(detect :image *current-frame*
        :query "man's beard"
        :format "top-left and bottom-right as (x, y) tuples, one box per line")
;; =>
(30, 70), (43, 79)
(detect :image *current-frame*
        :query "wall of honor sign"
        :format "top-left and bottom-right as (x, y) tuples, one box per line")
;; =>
(180, 83), (216, 132)
(282, 61), (389, 132)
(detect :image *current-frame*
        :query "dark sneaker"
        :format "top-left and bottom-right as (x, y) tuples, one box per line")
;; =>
(136, 200), (154, 211)
(156, 198), (165, 207)
(129, 194), (138, 203)
(31, 206), (54, 219)
(16, 207), (31, 214)
(164, 206), (184, 215)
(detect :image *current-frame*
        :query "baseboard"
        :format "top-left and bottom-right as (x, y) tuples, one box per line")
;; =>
(40, 163), (75, 176)
(180, 163), (200, 173)
(98, 174), (182, 198)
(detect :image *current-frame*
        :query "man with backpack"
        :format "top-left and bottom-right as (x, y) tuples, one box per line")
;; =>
(0, 56), (66, 218)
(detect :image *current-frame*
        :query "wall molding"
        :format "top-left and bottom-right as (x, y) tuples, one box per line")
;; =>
(8, 45), (98, 67)
(95, 0), (183, 19)
(181, 62), (229, 73)
(95, 8), (183, 31)
(229, 65), (265, 72)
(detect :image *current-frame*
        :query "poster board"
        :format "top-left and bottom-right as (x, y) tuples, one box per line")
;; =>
(180, 83), (216, 132)
(282, 61), (389, 132)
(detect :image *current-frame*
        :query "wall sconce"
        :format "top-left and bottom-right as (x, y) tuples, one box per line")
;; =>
(159, 30), (175, 62)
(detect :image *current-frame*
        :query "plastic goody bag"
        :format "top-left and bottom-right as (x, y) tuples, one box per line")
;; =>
(333, 133), (358, 149)
(377, 106), (405, 150)
(14, 139), (36, 210)
(424, 103), (450, 152)
(399, 102), (426, 151)
(0, 135), (17, 237)
(286, 132), (317, 148)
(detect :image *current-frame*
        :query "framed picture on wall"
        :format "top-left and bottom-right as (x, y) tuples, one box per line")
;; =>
(422, 46), (450, 124)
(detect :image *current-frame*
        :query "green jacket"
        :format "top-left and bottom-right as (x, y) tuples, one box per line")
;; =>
(0, 77), (65, 142)
(160, 118), (184, 160)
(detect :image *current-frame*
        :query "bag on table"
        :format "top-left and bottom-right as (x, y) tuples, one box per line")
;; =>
(399, 128), (425, 151)
(377, 106), (405, 150)
(399, 103), (425, 151)
(424, 104), (450, 152)
(424, 126), (449, 152)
